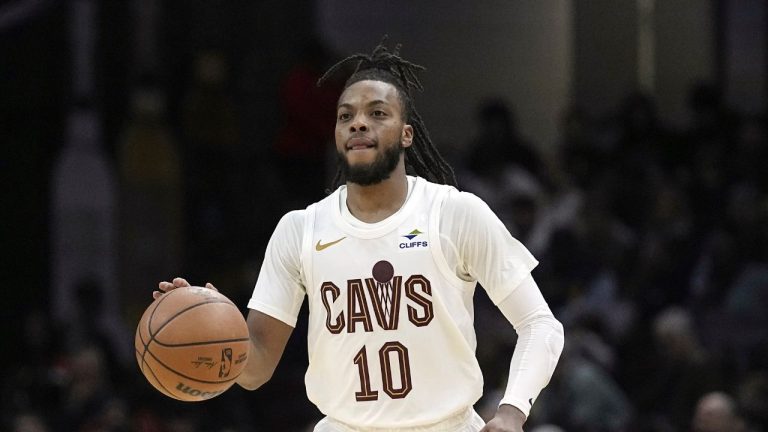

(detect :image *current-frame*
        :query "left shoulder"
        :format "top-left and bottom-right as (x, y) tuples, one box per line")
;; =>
(410, 177), (472, 201)
(440, 187), (494, 219)
(418, 178), (500, 227)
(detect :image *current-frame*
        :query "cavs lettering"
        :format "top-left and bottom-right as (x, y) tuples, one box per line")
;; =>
(319, 260), (433, 401)
(320, 260), (433, 334)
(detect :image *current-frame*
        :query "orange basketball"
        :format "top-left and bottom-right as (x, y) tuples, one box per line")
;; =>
(134, 286), (250, 402)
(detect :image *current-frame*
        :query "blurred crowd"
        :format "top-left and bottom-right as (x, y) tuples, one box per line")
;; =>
(464, 85), (768, 432)
(3, 41), (767, 431)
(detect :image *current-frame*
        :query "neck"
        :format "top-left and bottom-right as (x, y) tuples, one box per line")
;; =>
(345, 163), (408, 223)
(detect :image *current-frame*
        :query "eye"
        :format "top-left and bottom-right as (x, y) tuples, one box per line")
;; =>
(372, 110), (387, 117)
(337, 112), (351, 121)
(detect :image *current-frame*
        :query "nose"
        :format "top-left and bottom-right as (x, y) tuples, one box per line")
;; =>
(349, 115), (368, 132)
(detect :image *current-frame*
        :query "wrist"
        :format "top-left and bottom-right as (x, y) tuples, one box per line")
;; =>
(497, 403), (527, 425)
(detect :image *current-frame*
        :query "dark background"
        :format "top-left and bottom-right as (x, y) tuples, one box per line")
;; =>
(1, 1), (767, 431)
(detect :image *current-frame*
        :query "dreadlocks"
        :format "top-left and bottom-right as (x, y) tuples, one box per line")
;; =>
(317, 37), (458, 189)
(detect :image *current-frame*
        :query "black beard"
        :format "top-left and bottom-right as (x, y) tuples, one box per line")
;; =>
(338, 142), (404, 186)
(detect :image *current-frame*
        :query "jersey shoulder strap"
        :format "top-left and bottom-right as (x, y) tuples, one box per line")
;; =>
(427, 185), (466, 285)
(299, 202), (317, 291)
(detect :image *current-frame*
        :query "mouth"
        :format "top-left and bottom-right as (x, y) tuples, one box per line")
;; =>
(346, 137), (376, 151)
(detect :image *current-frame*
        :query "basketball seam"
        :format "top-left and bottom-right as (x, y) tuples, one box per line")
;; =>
(150, 300), (240, 343)
(143, 291), (174, 360)
(137, 311), (177, 397)
(148, 291), (234, 338)
(135, 346), (179, 399)
(143, 347), (243, 385)
(139, 298), (164, 370)
(153, 336), (250, 348)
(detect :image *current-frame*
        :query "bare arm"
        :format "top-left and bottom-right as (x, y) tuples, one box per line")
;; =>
(236, 309), (294, 390)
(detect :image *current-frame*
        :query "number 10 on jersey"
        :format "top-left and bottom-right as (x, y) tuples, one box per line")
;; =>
(354, 342), (412, 401)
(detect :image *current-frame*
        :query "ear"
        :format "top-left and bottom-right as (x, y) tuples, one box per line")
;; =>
(401, 124), (414, 148)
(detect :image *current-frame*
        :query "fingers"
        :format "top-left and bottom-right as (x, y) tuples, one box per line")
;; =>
(173, 277), (191, 287)
(153, 278), (218, 301)
(154, 277), (192, 301)
(157, 277), (190, 292)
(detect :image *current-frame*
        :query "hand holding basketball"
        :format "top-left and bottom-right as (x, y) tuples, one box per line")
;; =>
(154, 277), (217, 300)
(136, 280), (250, 402)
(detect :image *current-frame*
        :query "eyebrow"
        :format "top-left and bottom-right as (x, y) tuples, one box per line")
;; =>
(337, 99), (389, 110)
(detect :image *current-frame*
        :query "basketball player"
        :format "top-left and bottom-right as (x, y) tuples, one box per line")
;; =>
(157, 40), (564, 432)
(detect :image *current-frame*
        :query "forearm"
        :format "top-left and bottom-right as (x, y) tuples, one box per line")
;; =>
(236, 339), (279, 390)
(500, 308), (564, 416)
(495, 276), (565, 417)
(236, 309), (294, 391)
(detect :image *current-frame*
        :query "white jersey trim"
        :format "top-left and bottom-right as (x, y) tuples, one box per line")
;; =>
(427, 186), (470, 290)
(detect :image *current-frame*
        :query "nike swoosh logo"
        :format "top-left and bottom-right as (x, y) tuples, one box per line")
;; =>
(315, 237), (346, 251)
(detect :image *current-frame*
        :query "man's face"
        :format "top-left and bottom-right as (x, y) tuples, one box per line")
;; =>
(335, 80), (413, 185)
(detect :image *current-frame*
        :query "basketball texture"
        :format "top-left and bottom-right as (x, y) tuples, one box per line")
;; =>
(135, 286), (250, 402)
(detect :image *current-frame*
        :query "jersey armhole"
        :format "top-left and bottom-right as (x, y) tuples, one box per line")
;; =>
(428, 187), (470, 288)
(299, 203), (317, 296)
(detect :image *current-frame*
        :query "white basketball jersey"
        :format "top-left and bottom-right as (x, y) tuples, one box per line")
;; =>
(300, 177), (482, 428)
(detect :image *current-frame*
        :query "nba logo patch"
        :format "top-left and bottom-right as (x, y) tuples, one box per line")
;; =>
(398, 228), (428, 251)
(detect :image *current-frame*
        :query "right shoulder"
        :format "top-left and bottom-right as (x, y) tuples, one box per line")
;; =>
(273, 190), (338, 239)
(272, 208), (308, 240)
(277, 208), (307, 227)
